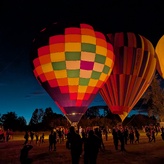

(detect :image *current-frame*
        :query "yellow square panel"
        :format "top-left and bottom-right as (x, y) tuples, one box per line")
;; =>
(66, 61), (80, 69)
(41, 63), (53, 73)
(68, 78), (79, 85)
(50, 52), (65, 62)
(105, 58), (113, 66)
(88, 79), (98, 86)
(65, 43), (81, 51)
(80, 70), (92, 78)
(99, 73), (107, 81)
(81, 35), (96, 44)
(93, 62), (104, 72)
(96, 46), (107, 56)
(81, 52), (95, 62)
(54, 70), (67, 78)
(78, 86), (87, 93)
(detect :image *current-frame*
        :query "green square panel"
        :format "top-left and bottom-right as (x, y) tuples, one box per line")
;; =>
(65, 52), (81, 61)
(52, 61), (66, 70)
(103, 65), (110, 74)
(67, 69), (80, 78)
(82, 43), (96, 53)
(79, 78), (90, 86)
(95, 54), (106, 64)
(91, 71), (101, 79)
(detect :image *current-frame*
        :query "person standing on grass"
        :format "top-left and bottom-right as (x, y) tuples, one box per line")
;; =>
(129, 128), (134, 144)
(150, 128), (156, 143)
(30, 131), (34, 144)
(66, 126), (82, 164)
(83, 130), (101, 164)
(118, 127), (126, 152)
(35, 132), (39, 145)
(39, 133), (45, 144)
(24, 131), (29, 145)
(135, 128), (140, 143)
(49, 130), (54, 152)
(53, 129), (57, 151)
(94, 128), (105, 151)
(161, 127), (164, 140)
(20, 144), (33, 164)
(112, 126), (119, 150)
(124, 127), (129, 145)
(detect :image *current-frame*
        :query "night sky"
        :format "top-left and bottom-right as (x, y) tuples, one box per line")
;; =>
(0, 0), (164, 124)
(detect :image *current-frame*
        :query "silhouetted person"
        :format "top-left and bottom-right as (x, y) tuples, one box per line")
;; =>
(84, 130), (101, 164)
(161, 128), (164, 140)
(146, 127), (151, 142)
(49, 130), (54, 151)
(30, 131), (34, 144)
(135, 128), (140, 143)
(35, 132), (39, 145)
(66, 126), (82, 164)
(20, 144), (33, 164)
(118, 128), (126, 152)
(112, 127), (119, 150)
(129, 129), (134, 144)
(6, 129), (10, 142)
(94, 128), (105, 151)
(58, 128), (63, 144)
(150, 128), (156, 142)
(124, 127), (129, 145)
(24, 131), (29, 145)
(40, 133), (45, 144)
(53, 129), (57, 151)
(103, 128), (108, 141)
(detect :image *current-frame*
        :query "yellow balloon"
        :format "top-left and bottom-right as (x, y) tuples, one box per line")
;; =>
(155, 35), (164, 78)
(119, 112), (128, 122)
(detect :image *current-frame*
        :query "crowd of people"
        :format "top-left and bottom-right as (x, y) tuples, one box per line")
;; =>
(65, 125), (164, 164)
(0, 128), (13, 142)
(1, 124), (164, 164)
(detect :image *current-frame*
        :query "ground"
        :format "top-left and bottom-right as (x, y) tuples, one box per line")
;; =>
(0, 132), (164, 164)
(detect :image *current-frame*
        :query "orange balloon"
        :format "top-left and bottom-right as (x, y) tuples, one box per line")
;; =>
(155, 35), (164, 78)
(100, 32), (156, 120)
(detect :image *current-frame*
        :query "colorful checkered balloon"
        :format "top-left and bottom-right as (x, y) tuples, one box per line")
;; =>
(31, 23), (115, 124)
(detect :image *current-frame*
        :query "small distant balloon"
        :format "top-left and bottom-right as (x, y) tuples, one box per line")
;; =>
(31, 22), (115, 125)
(100, 32), (156, 121)
(155, 35), (164, 78)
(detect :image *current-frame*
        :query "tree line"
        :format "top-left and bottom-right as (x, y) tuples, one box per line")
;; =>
(0, 74), (164, 131)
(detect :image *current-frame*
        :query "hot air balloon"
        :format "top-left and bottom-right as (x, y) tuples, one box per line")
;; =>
(100, 32), (156, 121)
(155, 35), (164, 78)
(31, 22), (115, 126)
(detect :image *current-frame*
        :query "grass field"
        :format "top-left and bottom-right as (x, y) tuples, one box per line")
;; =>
(0, 131), (164, 164)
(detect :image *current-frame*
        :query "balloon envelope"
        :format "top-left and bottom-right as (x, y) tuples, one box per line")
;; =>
(155, 35), (164, 78)
(31, 22), (115, 124)
(100, 32), (156, 120)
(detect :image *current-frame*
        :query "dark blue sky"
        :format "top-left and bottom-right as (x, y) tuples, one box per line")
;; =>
(0, 0), (164, 123)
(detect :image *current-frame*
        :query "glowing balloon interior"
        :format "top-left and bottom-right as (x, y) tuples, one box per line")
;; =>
(100, 32), (156, 121)
(155, 35), (164, 78)
(31, 23), (115, 124)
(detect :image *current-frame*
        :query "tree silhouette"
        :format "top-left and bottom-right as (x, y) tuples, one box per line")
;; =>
(0, 112), (26, 131)
(142, 74), (164, 121)
(29, 108), (44, 131)
(17, 116), (27, 131)
(42, 107), (54, 130)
